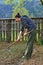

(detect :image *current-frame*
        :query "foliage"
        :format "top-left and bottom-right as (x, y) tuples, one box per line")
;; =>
(5, 0), (10, 4)
(5, 0), (35, 18)
(37, 38), (43, 45)
(40, 0), (43, 5)
(28, 0), (32, 2)
(1, 0), (43, 18)
(12, 7), (29, 18)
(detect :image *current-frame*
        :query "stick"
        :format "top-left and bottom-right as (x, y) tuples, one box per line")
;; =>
(24, 30), (33, 36)
(7, 41), (16, 49)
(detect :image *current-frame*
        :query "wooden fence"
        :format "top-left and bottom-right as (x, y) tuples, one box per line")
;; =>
(0, 18), (43, 42)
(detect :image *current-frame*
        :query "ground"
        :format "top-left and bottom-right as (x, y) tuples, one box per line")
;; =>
(0, 42), (43, 65)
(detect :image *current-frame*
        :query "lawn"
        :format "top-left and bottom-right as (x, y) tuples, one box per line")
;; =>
(0, 42), (26, 65)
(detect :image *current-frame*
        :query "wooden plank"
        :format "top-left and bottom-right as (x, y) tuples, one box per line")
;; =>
(6, 20), (11, 42)
(38, 19), (40, 40)
(16, 22), (17, 40)
(41, 19), (43, 40)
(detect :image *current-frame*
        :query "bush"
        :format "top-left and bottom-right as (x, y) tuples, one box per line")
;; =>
(37, 38), (43, 45)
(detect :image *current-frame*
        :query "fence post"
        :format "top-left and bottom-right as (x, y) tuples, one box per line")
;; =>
(0, 20), (2, 41)
(41, 18), (43, 43)
(6, 19), (11, 43)
(38, 19), (40, 40)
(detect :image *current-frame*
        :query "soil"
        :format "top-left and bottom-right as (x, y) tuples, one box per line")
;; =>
(0, 42), (43, 65)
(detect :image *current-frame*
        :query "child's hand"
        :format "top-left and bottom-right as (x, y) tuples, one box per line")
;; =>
(16, 38), (20, 43)
(24, 32), (28, 36)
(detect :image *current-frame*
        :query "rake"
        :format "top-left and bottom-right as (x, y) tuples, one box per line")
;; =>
(6, 30), (33, 52)
(0, 30), (33, 63)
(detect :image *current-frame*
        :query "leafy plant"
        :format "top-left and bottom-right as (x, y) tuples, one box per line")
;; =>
(37, 38), (43, 45)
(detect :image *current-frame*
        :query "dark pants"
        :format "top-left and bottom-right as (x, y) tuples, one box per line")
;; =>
(24, 30), (36, 59)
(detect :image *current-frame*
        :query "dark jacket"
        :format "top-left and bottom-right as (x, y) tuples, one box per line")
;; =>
(21, 16), (36, 32)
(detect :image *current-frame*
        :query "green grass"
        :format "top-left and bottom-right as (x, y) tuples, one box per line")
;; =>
(0, 42), (26, 62)
(1, 25), (43, 45)
(2, 31), (28, 42)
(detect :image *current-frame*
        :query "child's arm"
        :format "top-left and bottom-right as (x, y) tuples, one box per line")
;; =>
(16, 31), (22, 42)
(24, 30), (33, 36)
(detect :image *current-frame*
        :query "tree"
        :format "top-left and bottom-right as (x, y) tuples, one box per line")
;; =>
(5, 0), (10, 4)
(14, 0), (29, 17)
(6, 0), (29, 17)
(12, 7), (29, 18)
(40, 0), (43, 5)
(5, 0), (34, 18)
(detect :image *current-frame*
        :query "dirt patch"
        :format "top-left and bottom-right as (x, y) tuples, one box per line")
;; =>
(0, 42), (43, 65)
(19, 45), (43, 65)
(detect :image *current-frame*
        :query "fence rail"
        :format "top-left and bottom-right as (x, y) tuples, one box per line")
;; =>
(0, 18), (43, 42)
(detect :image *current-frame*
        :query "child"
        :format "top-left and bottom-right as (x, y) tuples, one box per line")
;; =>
(15, 13), (36, 61)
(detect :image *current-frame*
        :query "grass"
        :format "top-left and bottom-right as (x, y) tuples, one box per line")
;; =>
(1, 31), (28, 42)
(0, 42), (43, 65)
(1, 26), (43, 45)
(0, 42), (26, 63)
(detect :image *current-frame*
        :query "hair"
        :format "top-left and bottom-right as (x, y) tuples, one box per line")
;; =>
(23, 15), (28, 17)
(15, 13), (21, 18)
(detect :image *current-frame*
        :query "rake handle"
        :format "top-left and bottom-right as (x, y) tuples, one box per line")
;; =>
(7, 41), (16, 49)
(7, 30), (33, 49)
